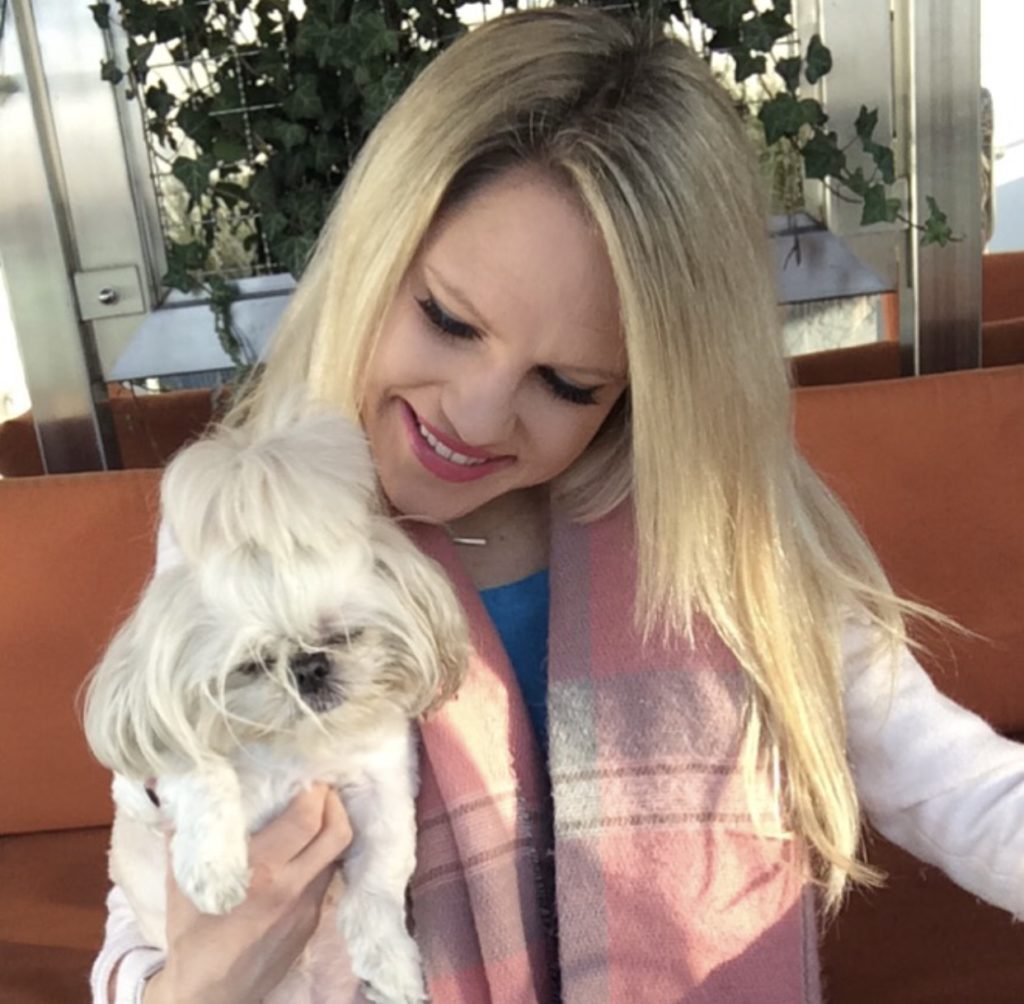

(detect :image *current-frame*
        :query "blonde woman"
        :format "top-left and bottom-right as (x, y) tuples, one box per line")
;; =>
(93, 8), (1024, 1003)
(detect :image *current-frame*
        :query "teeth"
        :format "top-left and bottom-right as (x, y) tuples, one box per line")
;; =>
(417, 422), (487, 467)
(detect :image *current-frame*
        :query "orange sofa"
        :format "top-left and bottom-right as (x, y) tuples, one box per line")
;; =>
(1, 366), (1023, 1002)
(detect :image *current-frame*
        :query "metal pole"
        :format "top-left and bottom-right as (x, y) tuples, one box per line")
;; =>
(907, 0), (983, 373)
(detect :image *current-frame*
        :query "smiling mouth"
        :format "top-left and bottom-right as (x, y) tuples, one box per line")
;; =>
(414, 421), (488, 467)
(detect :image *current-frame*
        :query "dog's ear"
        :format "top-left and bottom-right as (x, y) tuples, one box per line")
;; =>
(368, 518), (469, 715)
(160, 407), (376, 566)
(82, 568), (210, 779)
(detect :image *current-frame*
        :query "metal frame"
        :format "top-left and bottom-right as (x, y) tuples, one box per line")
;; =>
(904, 0), (982, 373)
(0, 0), (109, 471)
(800, 0), (983, 373)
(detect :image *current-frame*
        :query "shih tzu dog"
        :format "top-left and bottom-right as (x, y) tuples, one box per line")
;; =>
(83, 403), (467, 1004)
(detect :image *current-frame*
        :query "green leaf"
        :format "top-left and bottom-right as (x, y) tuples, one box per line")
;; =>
(161, 240), (207, 292)
(758, 9), (794, 41)
(176, 100), (217, 149)
(801, 129), (844, 180)
(284, 75), (324, 120)
(280, 188), (327, 235)
(274, 234), (317, 278)
(691, 0), (754, 30)
(261, 211), (290, 243)
(212, 181), (249, 205)
(213, 136), (249, 162)
(277, 121), (310, 149)
(708, 27), (741, 51)
(758, 93), (821, 144)
(775, 56), (801, 94)
(805, 34), (832, 84)
(311, 130), (344, 174)
(172, 154), (217, 202)
(861, 184), (901, 226)
(864, 140), (895, 184)
(921, 194), (953, 246)
(145, 81), (175, 120)
(89, 3), (111, 30)
(249, 169), (280, 212)
(739, 15), (775, 53)
(295, 19), (351, 68)
(799, 98), (826, 127)
(731, 49), (766, 82)
(758, 93), (805, 145)
(854, 105), (878, 143)
(845, 166), (868, 197)
(100, 59), (124, 86)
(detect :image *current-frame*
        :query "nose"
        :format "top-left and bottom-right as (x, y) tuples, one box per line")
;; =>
(441, 366), (518, 449)
(289, 652), (330, 693)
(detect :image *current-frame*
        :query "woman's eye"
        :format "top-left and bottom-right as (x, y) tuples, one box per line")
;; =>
(416, 296), (479, 340)
(537, 366), (599, 406)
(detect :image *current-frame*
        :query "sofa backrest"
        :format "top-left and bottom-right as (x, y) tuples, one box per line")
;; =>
(0, 366), (1021, 835)
(794, 363), (1024, 733)
(0, 469), (160, 834)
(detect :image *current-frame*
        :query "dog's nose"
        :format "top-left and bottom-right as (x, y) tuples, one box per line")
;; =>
(290, 652), (330, 693)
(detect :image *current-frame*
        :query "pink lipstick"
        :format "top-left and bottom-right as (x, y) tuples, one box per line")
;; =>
(399, 400), (512, 483)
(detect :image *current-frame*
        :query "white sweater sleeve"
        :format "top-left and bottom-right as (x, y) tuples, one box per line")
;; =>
(155, 518), (184, 575)
(843, 619), (1024, 917)
(89, 885), (165, 1004)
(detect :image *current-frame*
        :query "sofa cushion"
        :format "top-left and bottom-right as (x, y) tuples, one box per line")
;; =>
(795, 364), (1024, 731)
(0, 826), (111, 1003)
(0, 470), (161, 834)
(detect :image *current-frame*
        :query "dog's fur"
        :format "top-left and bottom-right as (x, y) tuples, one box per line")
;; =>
(83, 405), (467, 1003)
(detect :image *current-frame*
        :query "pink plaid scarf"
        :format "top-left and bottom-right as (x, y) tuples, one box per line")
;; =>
(407, 503), (822, 1003)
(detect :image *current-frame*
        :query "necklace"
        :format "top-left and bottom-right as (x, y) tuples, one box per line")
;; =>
(449, 533), (488, 547)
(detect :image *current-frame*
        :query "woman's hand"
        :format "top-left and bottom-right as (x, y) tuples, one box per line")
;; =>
(142, 783), (352, 1004)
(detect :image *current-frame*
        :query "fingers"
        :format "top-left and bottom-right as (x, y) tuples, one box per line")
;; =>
(290, 785), (353, 879)
(250, 784), (351, 871)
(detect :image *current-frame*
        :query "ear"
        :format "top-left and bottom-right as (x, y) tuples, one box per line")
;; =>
(368, 517), (469, 715)
(81, 568), (207, 778)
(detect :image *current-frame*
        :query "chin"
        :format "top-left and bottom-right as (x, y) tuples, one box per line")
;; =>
(83, 402), (468, 1004)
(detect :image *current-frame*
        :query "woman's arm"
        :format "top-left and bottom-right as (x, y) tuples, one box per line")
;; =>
(89, 884), (165, 1004)
(90, 785), (352, 1004)
(843, 619), (1024, 917)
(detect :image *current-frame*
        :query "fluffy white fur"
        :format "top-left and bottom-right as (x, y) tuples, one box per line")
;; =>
(83, 403), (467, 1004)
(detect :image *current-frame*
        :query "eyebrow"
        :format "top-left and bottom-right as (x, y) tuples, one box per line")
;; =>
(422, 265), (628, 384)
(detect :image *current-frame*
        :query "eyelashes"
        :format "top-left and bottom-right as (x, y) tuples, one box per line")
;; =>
(417, 295), (477, 341)
(415, 295), (600, 406)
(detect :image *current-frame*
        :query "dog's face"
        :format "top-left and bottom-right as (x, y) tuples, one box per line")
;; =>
(83, 410), (468, 778)
(200, 555), (459, 742)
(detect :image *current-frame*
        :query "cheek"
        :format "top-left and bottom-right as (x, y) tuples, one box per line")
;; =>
(523, 400), (618, 476)
(364, 305), (440, 403)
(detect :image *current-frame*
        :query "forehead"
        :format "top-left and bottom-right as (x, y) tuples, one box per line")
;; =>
(417, 168), (626, 375)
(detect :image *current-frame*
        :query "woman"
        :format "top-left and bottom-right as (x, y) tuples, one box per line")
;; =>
(93, 8), (1024, 1002)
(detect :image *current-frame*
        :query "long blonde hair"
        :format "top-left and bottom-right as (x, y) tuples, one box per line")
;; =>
(241, 7), (914, 912)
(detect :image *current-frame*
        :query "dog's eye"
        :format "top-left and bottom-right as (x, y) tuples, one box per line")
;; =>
(324, 628), (365, 647)
(237, 659), (269, 676)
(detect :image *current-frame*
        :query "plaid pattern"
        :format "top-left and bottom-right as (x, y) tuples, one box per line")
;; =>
(409, 504), (821, 1003)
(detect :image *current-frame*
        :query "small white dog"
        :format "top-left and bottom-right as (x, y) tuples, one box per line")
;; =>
(83, 404), (467, 1003)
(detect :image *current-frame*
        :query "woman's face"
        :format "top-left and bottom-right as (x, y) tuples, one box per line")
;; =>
(361, 167), (628, 524)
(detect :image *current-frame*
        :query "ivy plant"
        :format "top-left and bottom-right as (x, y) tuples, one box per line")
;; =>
(90, 0), (953, 366)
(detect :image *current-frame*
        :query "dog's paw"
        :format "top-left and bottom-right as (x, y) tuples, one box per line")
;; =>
(171, 830), (251, 915)
(338, 891), (427, 1004)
